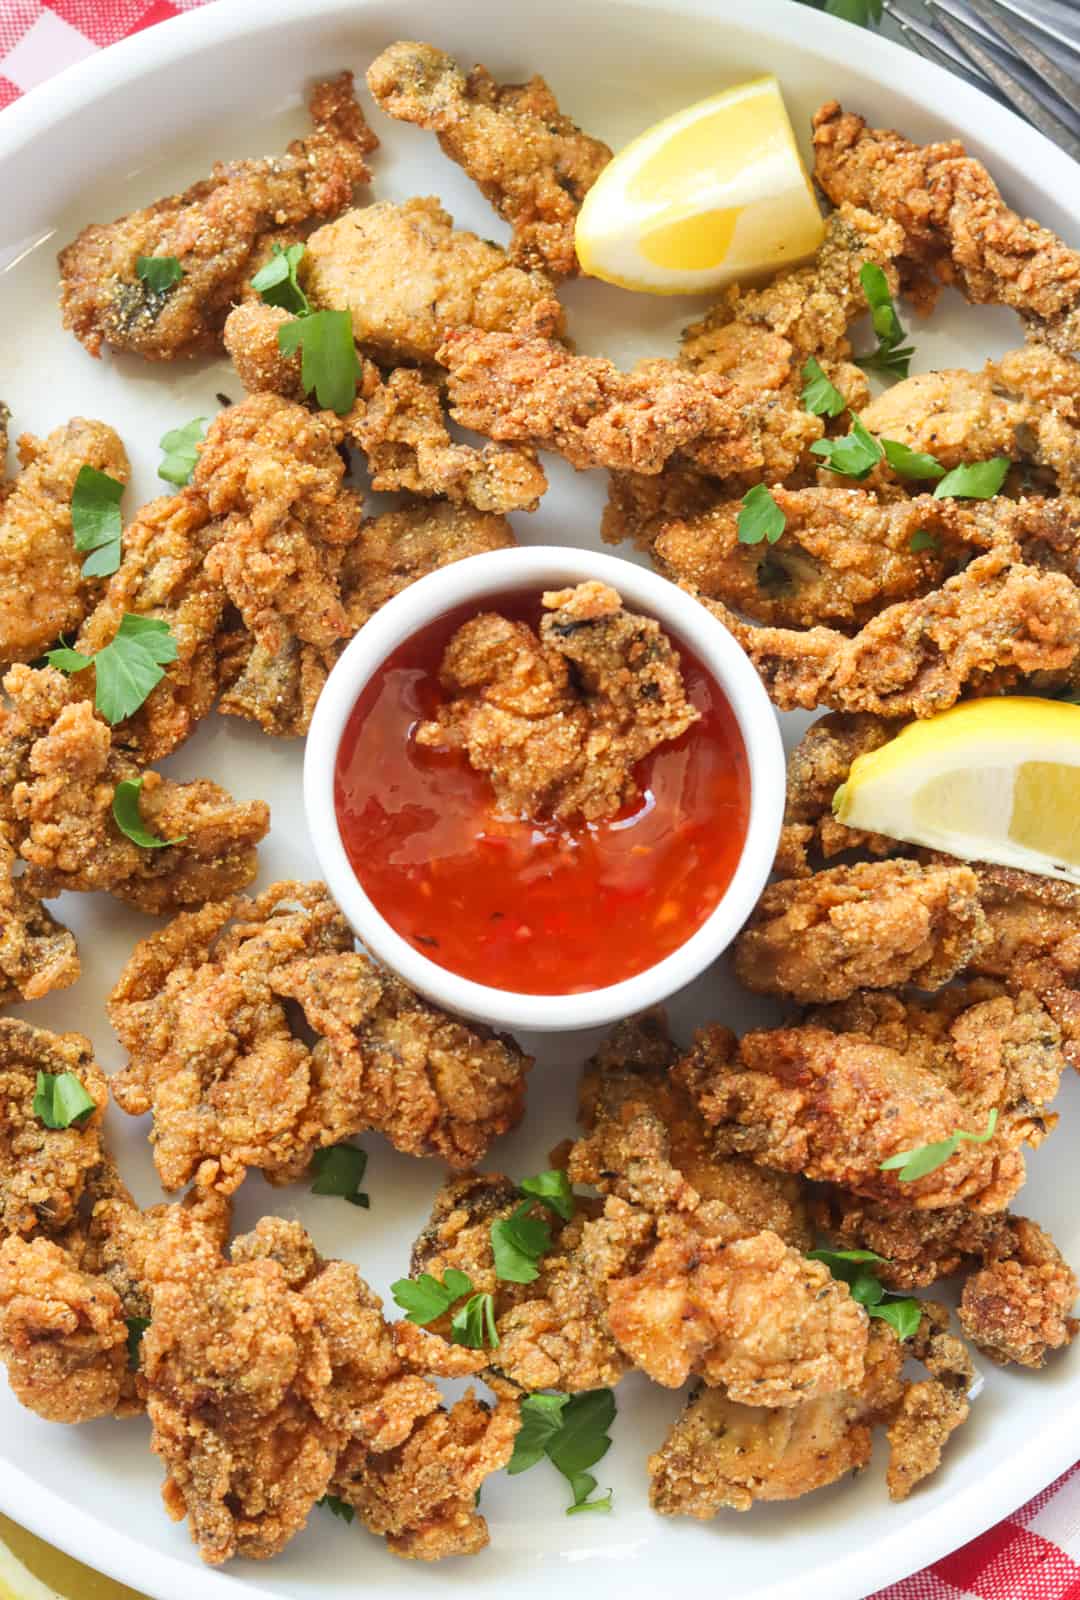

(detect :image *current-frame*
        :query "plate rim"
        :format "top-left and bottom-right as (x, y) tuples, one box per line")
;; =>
(1, 1), (1079, 1596)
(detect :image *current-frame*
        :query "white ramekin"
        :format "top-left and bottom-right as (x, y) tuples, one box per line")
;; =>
(304, 546), (784, 1032)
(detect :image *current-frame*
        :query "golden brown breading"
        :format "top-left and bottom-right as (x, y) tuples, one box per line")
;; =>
(774, 711), (900, 878)
(416, 580), (699, 823)
(143, 1209), (516, 1565)
(0, 825), (80, 1004)
(813, 1190), (1014, 1290)
(0, 417), (130, 667)
(409, 1173), (628, 1396)
(108, 882), (529, 1193)
(366, 41), (611, 279)
(345, 366), (547, 512)
(707, 549), (1080, 716)
(959, 1215), (1078, 1368)
(1, 666), (268, 913)
(340, 499), (516, 632)
(439, 311), (761, 477)
(222, 301), (307, 399)
(653, 488), (983, 630)
(566, 1066), (867, 1403)
(74, 489), (227, 761)
(680, 203), (900, 391)
(0, 1234), (130, 1424)
(648, 1320), (905, 1517)
(812, 102), (1080, 355)
(302, 197), (563, 364)
(733, 859), (987, 1003)
(0, 1019), (107, 1242)
(59, 74), (375, 361)
(678, 984), (1065, 1211)
(578, 1014), (812, 1249)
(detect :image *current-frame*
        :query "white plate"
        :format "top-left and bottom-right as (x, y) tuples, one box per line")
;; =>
(1, 3), (1078, 1597)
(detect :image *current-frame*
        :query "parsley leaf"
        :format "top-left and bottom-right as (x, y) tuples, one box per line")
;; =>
(855, 262), (914, 379)
(881, 438), (946, 481)
(71, 465), (124, 578)
(809, 1249), (922, 1342)
(391, 1269), (474, 1325)
(737, 484), (786, 546)
(126, 1317), (150, 1371)
(507, 1394), (570, 1473)
(491, 1201), (552, 1284)
(450, 1290), (500, 1349)
(33, 1071), (96, 1129)
(801, 357), (846, 418)
(46, 615), (178, 724)
(158, 417), (206, 486)
(136, 256), (183, 292)
(509, 1390), (615, 1515)
(909, 529), (940, 553)
(871, 1298), (923, 1341)
(880, 1107), (999, 1182)
(794, 0), (882, 20)
(933, 457), (1010, 500)
(318, 1495), (355, 1525)
(112, 777), (185, 849)
(252, 242), (311, 316)
(278, 309), (362, 414)
(809, 412), (883, 479)
(519, 1169), (576, 1222)
(310, 1144), (370, 1207)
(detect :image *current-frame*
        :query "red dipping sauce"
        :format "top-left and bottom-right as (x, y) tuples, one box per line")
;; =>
(334, 590), (751, 996)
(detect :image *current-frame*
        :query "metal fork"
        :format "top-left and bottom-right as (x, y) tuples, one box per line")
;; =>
(883, 0), (1080, 161)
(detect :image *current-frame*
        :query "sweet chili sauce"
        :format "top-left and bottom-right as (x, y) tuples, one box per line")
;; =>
(334, 589), (751, 996)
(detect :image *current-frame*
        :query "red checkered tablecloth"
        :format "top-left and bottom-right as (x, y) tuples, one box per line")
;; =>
(2, 3), (1079, 1597)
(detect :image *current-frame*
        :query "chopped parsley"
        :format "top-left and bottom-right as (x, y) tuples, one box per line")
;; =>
(809, 412), (883, 479)
(933, 457), (1010, 500)
(278, 309), (362, 415)
(310, 1144), (370, 1207)
(800, 357), (847, 418)
(490, 1201), (553, 1284)
(519, 1168), (576, 1222)
(391, 1268), (475, 1325)
(737, 484), (786, 546)
(33, 1071), (96, 1130)
(318, 1495), (355, 1524)
(881, 438), (946, 482)
(71, 465), (124, 578)
(252, 242), (311, 316)
(879, 1107), (1000, 1183)
(450, 1291), (500, 1349)
(126, 1317), (150, 1371)
(797, 0), (882, 21)
(508, 1389), (615, 1515)
(909, 528), (940, 553)
(46, 613), (178, 725)
(855, 262), (914, 378)
(808, 1248), (922, 1341)
(135, 256), (184, 292)
(158, 417), (206, 486)
(112, 777), (185, 849)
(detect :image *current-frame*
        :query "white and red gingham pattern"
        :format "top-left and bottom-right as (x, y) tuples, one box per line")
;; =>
(1, 5), (1078, 1596)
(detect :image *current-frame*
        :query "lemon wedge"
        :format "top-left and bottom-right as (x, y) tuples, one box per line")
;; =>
(575, 75), (825, 294)
(0, 1515), (147, 1600)
(834, 698), (1080, 884)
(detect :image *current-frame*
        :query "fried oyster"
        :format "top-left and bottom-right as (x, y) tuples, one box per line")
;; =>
(0, 414), (130, 668)
(415, 580), (699, 823)
(0, 663), (268, 913)
(59, 73), (376, 361)
(367, 41), (611, 279)
(677, 983), (1066, 1212)
(732, 859), (989, 1004)
(108, 881), (530, 1194)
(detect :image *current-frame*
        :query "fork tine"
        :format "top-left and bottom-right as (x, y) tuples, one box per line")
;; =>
(975, 0), (1080, 59)
(961, 0), (1080, 114)
(882, 2), (1001, 91)
(925, 0), (1080, 158)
